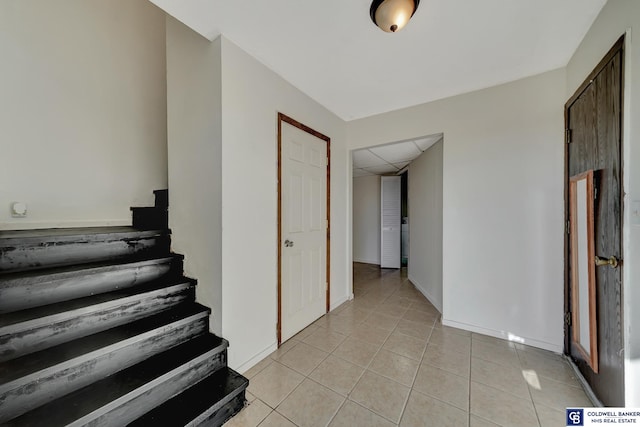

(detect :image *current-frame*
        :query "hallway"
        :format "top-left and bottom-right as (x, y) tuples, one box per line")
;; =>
(227, 263), (591, 426)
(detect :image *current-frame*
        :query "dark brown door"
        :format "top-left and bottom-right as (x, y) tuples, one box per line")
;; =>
(565, 36), (624, 406)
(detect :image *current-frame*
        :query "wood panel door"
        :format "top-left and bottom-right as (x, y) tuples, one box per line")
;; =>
(565, 36), (624, 406)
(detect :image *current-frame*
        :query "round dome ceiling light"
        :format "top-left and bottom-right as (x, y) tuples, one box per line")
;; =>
(370, 0), (420, 33)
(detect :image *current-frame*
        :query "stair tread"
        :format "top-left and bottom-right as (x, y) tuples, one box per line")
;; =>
(129, 367), (248, 426)
(130, 206), (165, 211)
(0, 254), (182, 283)
(0, 226), (167, 241)
(6, 334), (227, 427)
(0, 302), (209, 385)
(0, 277), (195, 328)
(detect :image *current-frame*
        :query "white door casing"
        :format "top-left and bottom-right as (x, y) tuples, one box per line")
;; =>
(381, 176), (401, 269)
(280, 119), (328, 342)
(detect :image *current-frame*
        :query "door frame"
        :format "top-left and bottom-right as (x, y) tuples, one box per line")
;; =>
(563, 35), (625, 366)
(277, 112), (331, 346)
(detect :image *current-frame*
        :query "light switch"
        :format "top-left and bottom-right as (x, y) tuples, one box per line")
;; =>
(11, 202), (27, 218)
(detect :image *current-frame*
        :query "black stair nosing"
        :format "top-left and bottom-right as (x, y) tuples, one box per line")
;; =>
(0, 279), (197, 364)
(0, 226), (169, 243)
(0, 311), (212, 424)
(5, 334), (228, 427)
(0, 253), (183, 283)
(0, 255), (185, 315)
(197, 390), (246, 427)
(0, 235), (172, 274)
(129, 367), (248, 427)
(130, 206), (166, 212)
(0, 277), (196, 329)
(0, 302), (210, 386)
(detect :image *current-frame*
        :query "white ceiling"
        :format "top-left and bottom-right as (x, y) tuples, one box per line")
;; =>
(150, 0), (606, 121)
(353, 134), (443, 177)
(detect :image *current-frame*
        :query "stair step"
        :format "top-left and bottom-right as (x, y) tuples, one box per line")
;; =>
(130, 367), (248, 427)
(131, 207), (168, 230)
(5, 334), (228, 427)
(0, 303), (210, 422)
(0, 255), (183, 314)
(0, 279), (196, 362)
(153, 189), (169, 209)
(0, 227), (170, 273)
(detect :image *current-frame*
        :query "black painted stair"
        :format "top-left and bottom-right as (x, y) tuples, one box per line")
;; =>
(0, 254), (184, 314)
(0, 191), (248, 426)
(0, 227), (171, 273)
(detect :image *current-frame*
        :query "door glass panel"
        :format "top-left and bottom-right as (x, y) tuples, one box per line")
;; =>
(569, 170), (598, 373)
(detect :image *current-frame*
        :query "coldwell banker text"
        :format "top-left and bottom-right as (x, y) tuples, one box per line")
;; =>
(567, 409), (640, 426)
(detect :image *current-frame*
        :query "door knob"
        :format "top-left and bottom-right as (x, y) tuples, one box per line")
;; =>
(284, 239), (294, 247)
(595, 255), (619, 268)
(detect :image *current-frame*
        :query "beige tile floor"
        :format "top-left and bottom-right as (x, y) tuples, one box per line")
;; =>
(225, 263), (592, 427)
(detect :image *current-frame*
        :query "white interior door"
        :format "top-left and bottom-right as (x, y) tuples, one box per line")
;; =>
(381, 176), (401, 268)
(280, 121), (327, 342)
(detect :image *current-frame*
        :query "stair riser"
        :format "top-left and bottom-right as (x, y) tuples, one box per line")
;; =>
(154, 189), (169, 209)
(70, 349), (227, 427)
(0, 235), (170, 273)
(0, 259), (181, 314)
(0, 314), (209, 423)
(194, 392), (246, 427)
(131, 208), (168, 230)
(0, 284), (195, 362)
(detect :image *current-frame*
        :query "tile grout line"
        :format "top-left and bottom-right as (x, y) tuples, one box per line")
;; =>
(395, 307), (438, 426)
(309, 317), (366, 427)
(349, 291), (412, 425)
(516, 346), (543, 427)
(245, 267), (436, 427)
(340, 279), (432, 425)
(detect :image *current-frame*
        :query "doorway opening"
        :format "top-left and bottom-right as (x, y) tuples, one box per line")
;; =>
(351, 134), (444, 312)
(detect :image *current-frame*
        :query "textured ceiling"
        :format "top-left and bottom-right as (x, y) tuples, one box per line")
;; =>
(353, 134), (443, 176)
(150, 0), (606, 121)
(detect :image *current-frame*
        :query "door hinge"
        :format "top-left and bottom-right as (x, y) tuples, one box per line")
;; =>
(566, 220), (571, 234)
(565, 312), (572, 327)
(594, 187), (598, 199)
(566, 129), (572, 144)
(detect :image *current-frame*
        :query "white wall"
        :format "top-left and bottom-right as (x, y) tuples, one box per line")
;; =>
(0, 0), (167, 229)
(408, 140), (443, 312)
(166, 17), (223, 334)
(348, 69), (566, 352)
(566, 0), (640, 406)
(352, 175), (381, 265)
(220, 38), (349, 371)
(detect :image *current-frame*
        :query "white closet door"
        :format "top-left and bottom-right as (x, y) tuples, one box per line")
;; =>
(380, 176), (401, 268)
(280, 122), (327, 342)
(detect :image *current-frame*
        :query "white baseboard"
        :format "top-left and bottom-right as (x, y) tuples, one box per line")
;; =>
(407, 274), (443, 313)
(330, 294), (351, 311)
(234, 294), (351, 374)
(234, 342), (277, 374)
(442, 318), (563, 353)
(353, 258), (380, 265)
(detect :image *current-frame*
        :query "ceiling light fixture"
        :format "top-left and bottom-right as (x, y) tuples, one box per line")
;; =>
(370, 0), (420, 33)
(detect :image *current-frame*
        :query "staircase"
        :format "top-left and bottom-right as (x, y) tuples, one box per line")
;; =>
(0, 190), (248, 426)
